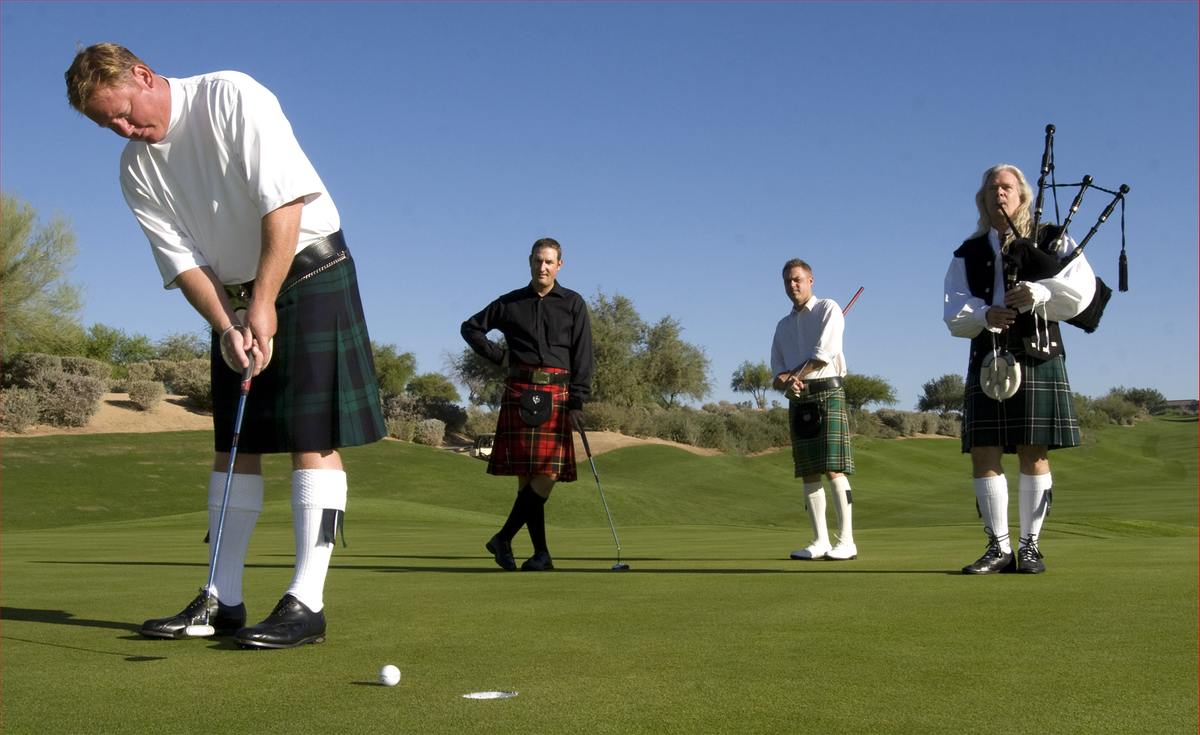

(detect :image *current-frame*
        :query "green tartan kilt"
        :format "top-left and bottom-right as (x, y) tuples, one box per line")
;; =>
(789, 386), (854, 478)
(961, 353), (1080, 454)
(211, 252), (386, 454)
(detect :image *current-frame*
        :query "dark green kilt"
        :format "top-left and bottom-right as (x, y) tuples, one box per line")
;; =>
(962, 353), (1080, 454)
(789, 386), (854, 478)
(211, 251), (386, 454)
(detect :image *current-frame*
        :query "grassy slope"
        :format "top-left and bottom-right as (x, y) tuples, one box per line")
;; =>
(1, 417), (1196, 734)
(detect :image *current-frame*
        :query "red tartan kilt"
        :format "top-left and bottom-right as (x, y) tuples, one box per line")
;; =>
(488, 368), (577, 482)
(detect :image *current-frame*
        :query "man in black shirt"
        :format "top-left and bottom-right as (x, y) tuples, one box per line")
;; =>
(461, 238), (595, 571)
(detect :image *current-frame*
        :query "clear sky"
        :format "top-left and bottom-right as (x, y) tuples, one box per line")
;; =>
(2, 1), (1196, 408)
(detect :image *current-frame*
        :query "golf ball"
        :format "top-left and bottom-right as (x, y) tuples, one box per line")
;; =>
(379, 665), (401, 686)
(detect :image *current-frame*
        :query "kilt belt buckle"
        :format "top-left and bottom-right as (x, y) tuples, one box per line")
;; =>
(530, 370), (553, 385)
(223, 283), (253, 311)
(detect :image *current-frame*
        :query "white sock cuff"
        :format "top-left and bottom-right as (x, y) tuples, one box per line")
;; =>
(208, 472), (264, 513)
(1019, 472), (1053, 493)
(830, 476), (851, 494)
(973, 475), (1007, 495)
(292, 469), (348, 511)
(803, 481), (825, 498)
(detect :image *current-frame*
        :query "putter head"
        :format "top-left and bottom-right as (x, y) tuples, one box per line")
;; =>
(178, 624), (216, 639)
(612, 563), (630, 570)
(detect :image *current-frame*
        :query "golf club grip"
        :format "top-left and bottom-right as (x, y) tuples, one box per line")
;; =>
(579, 426), (593, 458)
(239, 355), (256, 394)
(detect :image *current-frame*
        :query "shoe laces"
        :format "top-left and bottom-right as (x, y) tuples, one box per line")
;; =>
(1018, 537), (1042, 561)
(981, 527), (1010, 558)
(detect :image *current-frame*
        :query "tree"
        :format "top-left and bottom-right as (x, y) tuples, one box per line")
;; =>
(843, 373), (898, 412)
(83, 323), (155, 368)
(372, 342), (418, 396)
(0, 190), (85, 360)
(1119, 387), (1165, 410)
(155, 328), (209, 362)
(443, 341), (507, 408)
(641, 316), (712, 408)
(730, 360), (774, 409)
(406, 372), (461, 402)
(588, 291), (648, 406)
(916, 373), (965, 415)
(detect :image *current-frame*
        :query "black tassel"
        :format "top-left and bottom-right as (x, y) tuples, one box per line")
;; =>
(203, 531), (210, 544)
(1118, 248), (1128, 292)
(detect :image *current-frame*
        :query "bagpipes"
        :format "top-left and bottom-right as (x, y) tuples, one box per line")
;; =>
(1000, 124), (1131, 334)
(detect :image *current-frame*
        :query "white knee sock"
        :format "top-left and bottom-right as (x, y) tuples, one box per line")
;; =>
(803, 481), (830, 546)
(973, 475), (1011, 553)
(285, 469), (347, 613)
(830, 476), (854, 545)
(1019, 472), (1053, 548)
(207, 472), (263, 607)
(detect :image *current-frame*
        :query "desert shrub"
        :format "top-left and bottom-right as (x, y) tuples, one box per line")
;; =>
(583, 401), (628, 433)
(386, 417), (417, 442)
(724, 407), (790, 453)
(414, 418), (446, 446)
(917, 412), (939, 434)
(936, 414), (962, 438)
(172, 359), (212, 410)
(875, 408), (924, 437)
(1093, 391), (1140, 426)
(1, 387), (42, 433)
(702, 400), (751, 415)
(463, 407), (499, 439)
(127, 380), (166, 411)
(149, 360), (182, 391)
(382, 394), (466, 433)
(3, 353), (63, 388)
(61, 356), (112, 381)
(850, 410), (899, 438)
(32, 371), (106, 427)
(126, 362), (156, 383)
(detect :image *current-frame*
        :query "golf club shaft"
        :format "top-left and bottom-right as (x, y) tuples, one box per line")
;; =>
(201, 356), (255, 620)
(579, 428), (622, 558)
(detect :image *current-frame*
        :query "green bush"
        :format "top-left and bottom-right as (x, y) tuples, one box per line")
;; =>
(149, 360), (181, 391)
(61, 356), (112, 382)
(463, 407), (498, 439)
(126, 362), (156, 383)
(32, 371), (106, 427)
(582, 401), (627, 432)
(386, 417), (416, 442)
(3, 353), (63, 388)
(936, 414), (962, 438)
(1, 386), (41, 432)
(414, 418), (446, 446)
(127, 380), (166, 411)
(723, 408), (790, 453)
(1094, 392), (1140, 426)
(172, 359), (212, 410)
(876, 409), (924, 437)
(382, 394), (466, 433)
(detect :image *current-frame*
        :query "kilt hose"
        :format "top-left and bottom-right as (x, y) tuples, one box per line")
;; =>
(211, 251), (386, 454)
(789, 386), (854, 478)
(962, 353), (1080, 454)
(488, 368), (578, 482)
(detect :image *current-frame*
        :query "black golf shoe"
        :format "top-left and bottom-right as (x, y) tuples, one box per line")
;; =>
(1016, 542), (1046, 574)
(486, 534), (517, 571)
(521, 550), (554, 571)
(235, 595), (326, 649)
(962, 543), (1014, 575)
(141, 590), (246, 639)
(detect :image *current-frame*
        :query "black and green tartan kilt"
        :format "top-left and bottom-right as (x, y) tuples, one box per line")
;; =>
(789, 386), (854, 478)
(961, 353), (1080, 454)
(211, 253), (386, 454)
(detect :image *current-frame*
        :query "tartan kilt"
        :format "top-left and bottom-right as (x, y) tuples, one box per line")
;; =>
(962, 353), (1080, 453)
(211, 252), (386, 454)
(789, 386), (854, 478)
(488, 369), (577, 482)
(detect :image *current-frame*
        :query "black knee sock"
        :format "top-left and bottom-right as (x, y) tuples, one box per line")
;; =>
(498, 485), (537, 542)
(526, 490), (550, 553)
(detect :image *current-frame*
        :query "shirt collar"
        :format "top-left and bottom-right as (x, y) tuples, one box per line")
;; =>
(792, 295), (817, 314)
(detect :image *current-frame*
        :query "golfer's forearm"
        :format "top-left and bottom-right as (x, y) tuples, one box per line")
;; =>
(253, 198), (305, 305)
(174, 266), (237, 331)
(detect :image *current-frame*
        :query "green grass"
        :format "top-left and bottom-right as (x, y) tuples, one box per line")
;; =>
(2, 417), (1197, 734)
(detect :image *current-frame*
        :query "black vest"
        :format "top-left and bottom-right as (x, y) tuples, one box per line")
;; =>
(954, 234), (1065, 373)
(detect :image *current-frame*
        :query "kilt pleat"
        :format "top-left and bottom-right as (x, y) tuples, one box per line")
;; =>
(961, 353), (1080, 453)
(212, 254), (386, 454)
(789, 386), (854, 477)
(488, 370), (577, 482)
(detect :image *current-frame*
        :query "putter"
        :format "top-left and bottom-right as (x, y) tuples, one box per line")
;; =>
(181, 354), (255, 638)
(578, 427), (629, 570)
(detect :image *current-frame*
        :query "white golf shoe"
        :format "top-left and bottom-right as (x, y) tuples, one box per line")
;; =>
(790, 541), (832, 560)
(824, 541), (858, 560)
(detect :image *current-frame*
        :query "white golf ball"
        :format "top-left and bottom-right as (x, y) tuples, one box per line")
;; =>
(379, 664), (401, 686)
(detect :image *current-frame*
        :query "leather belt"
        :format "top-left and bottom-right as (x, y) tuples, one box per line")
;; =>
(223, 230), (349, 306)
(794, 376), (843, 396)
(508, 367), (571, 385)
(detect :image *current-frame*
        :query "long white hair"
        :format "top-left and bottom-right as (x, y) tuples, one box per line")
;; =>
(972, 164), (1034, 240)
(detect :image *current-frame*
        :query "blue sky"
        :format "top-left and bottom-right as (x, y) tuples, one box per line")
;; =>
(2, 1), (1196, 408)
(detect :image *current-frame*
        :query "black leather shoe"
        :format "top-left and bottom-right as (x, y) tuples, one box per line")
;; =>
(1017, 541), (1046, 574)
(486, 534), (517, 571)
(141, 590), (246, 639)
(521, 550), (554, 571)
(962, 544), (1013, 575)
(235, 595), (326, 649)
